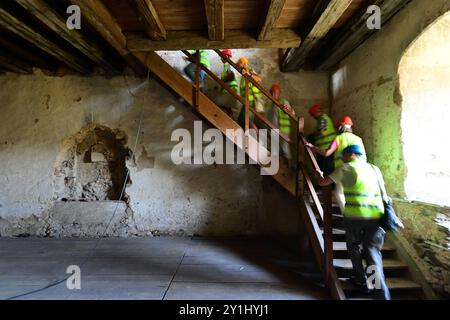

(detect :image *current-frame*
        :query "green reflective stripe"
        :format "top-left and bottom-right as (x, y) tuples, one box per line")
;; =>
(317, 132), (336, 140)
(346, 203), (383, 209)
(316, 138), (335, 148)
(344, 192), (381, 198)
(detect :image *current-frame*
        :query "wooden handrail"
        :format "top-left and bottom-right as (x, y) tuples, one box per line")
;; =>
(214, 49), (297, 121)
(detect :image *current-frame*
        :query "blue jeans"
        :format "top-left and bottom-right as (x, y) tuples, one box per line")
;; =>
(344, 218), (391, 300)
(184, 63), (205, 85)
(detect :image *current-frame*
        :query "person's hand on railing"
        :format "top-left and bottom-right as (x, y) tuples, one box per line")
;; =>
(314, 168), (325, 180)
(283, 104), (296, 116)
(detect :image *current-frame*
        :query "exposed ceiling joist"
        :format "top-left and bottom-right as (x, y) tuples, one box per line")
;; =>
(126, 29), (301, 51)
(204, 0), (224, 41)
(0, 7), (89, 73)
(0, 48), (32, 74)
(16, 0), (120, 73)
(258, 0), (286, 41)
(134, 0), (167, 40)
(0, 33), (54, 70)
(318, 0), (413, 70)
(69, 0), (146, 75)
(281, 0), (353, 72)
(70, 0), (128, 55)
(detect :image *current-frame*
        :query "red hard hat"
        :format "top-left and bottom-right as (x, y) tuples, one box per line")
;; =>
(339, 116), (354, 126)
(270, 84), (281, 94)
(309, 104), (321, 116)
(222, 49), (232, 57)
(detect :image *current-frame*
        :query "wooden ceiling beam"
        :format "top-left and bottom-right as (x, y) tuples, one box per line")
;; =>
(69, 0), (146, 75)
(0, 7), (89, 73)
(0, 48), (32, 74)
(317, 0), (413, 70)
(134, 0), (167, 40)
(258, 0), (286, 41)
(281, 0), (353, 72)
(204, 0), (224, 41)
(0, 33), (55, 70)
(16, 0), (120, 73)
(126, 29), (301, 51)
(70, 0), (127, 55)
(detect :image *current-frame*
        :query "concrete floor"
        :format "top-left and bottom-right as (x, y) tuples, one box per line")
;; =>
(0, 237), (326, 300)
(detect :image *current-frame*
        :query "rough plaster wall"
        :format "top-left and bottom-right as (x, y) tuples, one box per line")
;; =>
(399, 12), (450, 206)
(0, 49), (329, 238)
(330, 0), (450, 295)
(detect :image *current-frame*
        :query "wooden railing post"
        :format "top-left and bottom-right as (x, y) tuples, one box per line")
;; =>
(194, 49), (200, 108)
(323, 185), (333, 290)
(244, 78), (250, 151)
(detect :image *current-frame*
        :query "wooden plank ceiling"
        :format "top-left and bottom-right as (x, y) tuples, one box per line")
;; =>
(0, 0), (411, 75)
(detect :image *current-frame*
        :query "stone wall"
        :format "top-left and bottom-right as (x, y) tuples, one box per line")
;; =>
(329, 0), (450, 296)
(0, 49), (329, 238)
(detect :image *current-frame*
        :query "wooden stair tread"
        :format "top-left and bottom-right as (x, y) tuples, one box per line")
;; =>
(340, 277), (422, 291)
(334, 258), (408, 270)
(321, 228), (346, 235)
(333, 242), (396, 252)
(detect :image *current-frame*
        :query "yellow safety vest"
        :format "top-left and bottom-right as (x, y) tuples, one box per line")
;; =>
(188, 50), (210, 68)
(221, 63), (238, 92)
(240, 73), (261, 104)
(277, 99), (291, 135)
(343, 160), (384, 219)
(315, 114), (337, 150)
(334, 132), (367, 168)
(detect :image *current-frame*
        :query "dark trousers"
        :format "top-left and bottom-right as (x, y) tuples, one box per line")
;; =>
(306, 134), (334, 175)
(184, 63), (205, 85)
(344, 218), (391, 300)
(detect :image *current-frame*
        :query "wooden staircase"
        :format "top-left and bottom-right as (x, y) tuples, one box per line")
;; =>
(132, 49), (425, 300)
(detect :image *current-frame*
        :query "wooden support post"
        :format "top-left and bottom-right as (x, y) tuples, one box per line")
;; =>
(204, 0), (225, 41)
(244, 78), (250, 150)
(195, 50), (201, 108)
(323, 185), (334, 290)
(135, 0), (167, 40)
(258, 0), (286, 40)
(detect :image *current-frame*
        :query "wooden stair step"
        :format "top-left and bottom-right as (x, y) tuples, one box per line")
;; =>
(340, 277), (422, 291)
(334, 258), (408, 270)
(333, 242), (396, 252)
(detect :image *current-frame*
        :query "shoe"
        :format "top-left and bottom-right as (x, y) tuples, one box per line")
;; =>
(348, 277), (371, 294)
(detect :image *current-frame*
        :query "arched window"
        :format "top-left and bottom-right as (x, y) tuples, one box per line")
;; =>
(399, 12), (450, 206)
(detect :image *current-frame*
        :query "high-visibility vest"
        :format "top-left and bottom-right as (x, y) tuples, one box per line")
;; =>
(221, 63), (238, 92)
(188, 50), (210, 68)
(334, 132), (367, 168)
(343, 160), (384, 219)
(277, 99), (291, 135)
(315, 113), (337, 150)
(240, 74), (261, 104)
